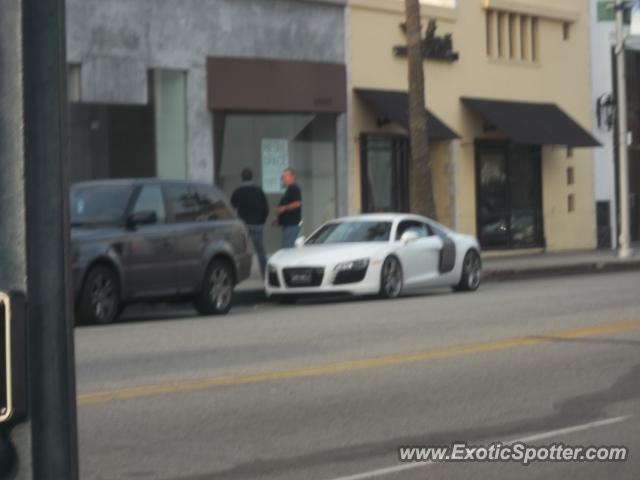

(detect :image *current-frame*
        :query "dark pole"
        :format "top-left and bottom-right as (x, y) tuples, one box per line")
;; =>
(23, 0), (79, 477)
(0, 0), (79, 477)
(0, 1), (29, 474)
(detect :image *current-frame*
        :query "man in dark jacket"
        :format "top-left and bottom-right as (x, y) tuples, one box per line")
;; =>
(231, 168), (269, 276)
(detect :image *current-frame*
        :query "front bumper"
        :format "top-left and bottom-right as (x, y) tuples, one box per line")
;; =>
(264, 263), (381, 297)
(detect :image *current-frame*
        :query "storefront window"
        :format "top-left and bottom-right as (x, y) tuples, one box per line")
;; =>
(476, 142), (543, 249)
(68, 69), (187, 183)
(68, 103), (156, 181)
(217, 114), (337, 254)
(360, 135), (408, 213)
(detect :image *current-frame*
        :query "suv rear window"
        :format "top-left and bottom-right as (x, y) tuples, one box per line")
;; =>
(164, 184), (198, 223)
(132, 185), (166, 224)
(194, 185), (235, 221)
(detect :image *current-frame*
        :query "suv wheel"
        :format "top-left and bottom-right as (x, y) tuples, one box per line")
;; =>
(79, 265), (121, 325)
(195, 259), (234, 315)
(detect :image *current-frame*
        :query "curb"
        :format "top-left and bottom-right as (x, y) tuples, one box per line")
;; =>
(234, 260), (640, 306)
(483, 259), (640, 282)
(234, 289), (268, 306)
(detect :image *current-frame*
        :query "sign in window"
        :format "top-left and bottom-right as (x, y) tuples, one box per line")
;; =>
(261, 139), (289, 194)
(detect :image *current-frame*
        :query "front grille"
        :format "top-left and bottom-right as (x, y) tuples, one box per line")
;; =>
(333, 267), (368, 285)
(283, 267), (324, 287)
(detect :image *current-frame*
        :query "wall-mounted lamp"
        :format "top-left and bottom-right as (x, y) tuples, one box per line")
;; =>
(596, 93), (615, 131)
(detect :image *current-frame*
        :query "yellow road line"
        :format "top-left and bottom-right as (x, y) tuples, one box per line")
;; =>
(77, 318), (640, 406)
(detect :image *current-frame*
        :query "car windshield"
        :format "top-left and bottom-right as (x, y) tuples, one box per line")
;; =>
(306, 221), (392, 244)
(70, 185), (132, 225)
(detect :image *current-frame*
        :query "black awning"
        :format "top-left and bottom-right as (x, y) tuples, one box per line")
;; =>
(355, 88), (460, 140)
(461, 97), (600, 147)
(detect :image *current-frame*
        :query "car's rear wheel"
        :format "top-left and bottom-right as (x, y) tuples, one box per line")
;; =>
(195, 258), (235, 315)
(379, 256), (403, 299)
(78, 265), (121, 325)
(453, 250), (481, 292)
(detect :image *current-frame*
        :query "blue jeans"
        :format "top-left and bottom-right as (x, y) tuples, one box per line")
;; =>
(282, 225), (301, 249)
(247, 225), (267, 277)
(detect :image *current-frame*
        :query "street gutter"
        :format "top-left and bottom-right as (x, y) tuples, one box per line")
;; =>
(483, 258), (640, 281)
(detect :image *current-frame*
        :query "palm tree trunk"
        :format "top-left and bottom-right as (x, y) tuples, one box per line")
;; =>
(405, 0), (437, 219)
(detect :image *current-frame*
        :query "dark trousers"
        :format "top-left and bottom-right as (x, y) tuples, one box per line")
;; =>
(247, 225), (267, 277)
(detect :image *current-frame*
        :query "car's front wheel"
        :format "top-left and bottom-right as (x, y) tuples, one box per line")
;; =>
(195, 258), (235, 315)
(453, 250), (482, 292)
(379, 256), (403, 299)
(78, 265), (121, 325)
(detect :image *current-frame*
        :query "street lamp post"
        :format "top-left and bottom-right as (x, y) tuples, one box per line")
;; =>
(0, 0), (79, 477)
(615, 0), (633, 258)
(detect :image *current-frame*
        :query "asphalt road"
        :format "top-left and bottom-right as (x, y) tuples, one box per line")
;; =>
(75, 271), (640, 480)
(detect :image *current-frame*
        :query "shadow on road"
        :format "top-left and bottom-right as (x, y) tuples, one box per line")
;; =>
(166, 360), (640, 480)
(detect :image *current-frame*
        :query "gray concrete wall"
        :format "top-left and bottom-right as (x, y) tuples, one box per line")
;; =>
(66, 0), (346, 185)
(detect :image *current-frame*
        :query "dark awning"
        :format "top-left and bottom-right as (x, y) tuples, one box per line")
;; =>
(461, 97), (600, 147)
(355, 88), (460, 140)
(208, 57), (346, 113)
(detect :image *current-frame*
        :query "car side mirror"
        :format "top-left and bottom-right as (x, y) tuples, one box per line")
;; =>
(400, 231), (419, 244)
(126, 210), (157, 229)
(294, 236), (306, 248)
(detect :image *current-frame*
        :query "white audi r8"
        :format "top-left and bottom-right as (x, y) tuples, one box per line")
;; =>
(265, 213), (481, 301)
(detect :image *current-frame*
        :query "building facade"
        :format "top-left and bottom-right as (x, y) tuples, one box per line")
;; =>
(348, 0), (599, 251)
(590, 0), (640, 249)
(66, 0), (348, 253)
(67, 0), (603, 254)
(590, 0), (617, 249)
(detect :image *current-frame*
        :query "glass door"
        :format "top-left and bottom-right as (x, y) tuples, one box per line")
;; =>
(475, 142), (543, 249)
(509, 145), (544, 247)
(360, 135), (408, 213)
(216, 113), (337, 254)
(476, 145), (509, 248)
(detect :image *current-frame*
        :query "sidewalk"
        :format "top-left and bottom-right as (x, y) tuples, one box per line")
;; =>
(482, 249), (640, 281)
(235, 249), (640, 304)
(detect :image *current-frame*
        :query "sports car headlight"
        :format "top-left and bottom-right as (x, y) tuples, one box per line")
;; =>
(334, 258), (370, 272)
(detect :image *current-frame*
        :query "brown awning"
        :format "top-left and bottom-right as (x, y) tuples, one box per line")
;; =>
(462, 97), (600, 147)
(355, 88), (460, 140)
(207, 57), (346, 113)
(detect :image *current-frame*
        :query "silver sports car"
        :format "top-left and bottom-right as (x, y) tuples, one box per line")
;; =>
(265, 213), (481, 300)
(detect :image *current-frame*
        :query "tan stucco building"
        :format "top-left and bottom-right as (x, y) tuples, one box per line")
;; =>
(348, 0), (599, 252)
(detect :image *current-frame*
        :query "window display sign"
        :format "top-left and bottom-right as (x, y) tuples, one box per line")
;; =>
(261, 139), (289, 193)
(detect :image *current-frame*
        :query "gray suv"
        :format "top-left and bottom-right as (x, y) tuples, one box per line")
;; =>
(70, 179), (252, 324)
